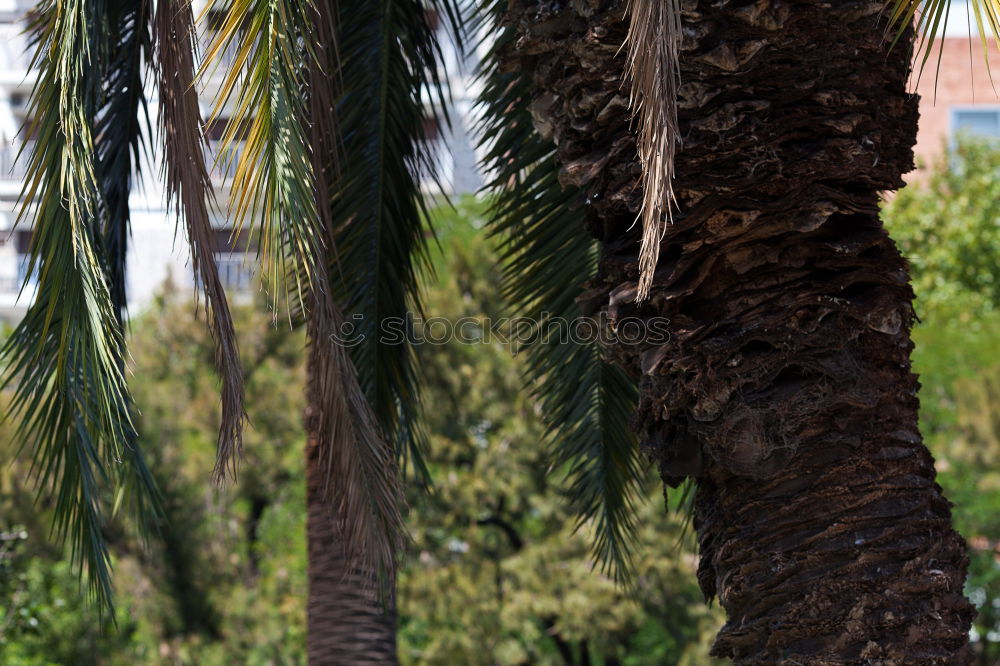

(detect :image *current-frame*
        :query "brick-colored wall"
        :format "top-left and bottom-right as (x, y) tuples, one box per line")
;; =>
(912, 37), (1000, 170)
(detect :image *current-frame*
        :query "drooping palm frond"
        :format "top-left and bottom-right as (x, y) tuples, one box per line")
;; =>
(203, 0), (405, 579)
(475, 1), (643, 580)
(204, 0), (322, 301)
(887, 0), (1000, 86)
(300, 3), (408, 573)
(95, 0), (151, 323)
(1, 0), (154, 612)
(93, 0), (161, 542)
(154, 0), (246, 482)
(304, 0), (339, 249)
(329, 0), (463, 485)
(626, 0), (681, 302)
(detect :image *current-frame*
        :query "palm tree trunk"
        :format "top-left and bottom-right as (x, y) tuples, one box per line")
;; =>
(305, 434), (397, 665)
(506, 0), (975, 662)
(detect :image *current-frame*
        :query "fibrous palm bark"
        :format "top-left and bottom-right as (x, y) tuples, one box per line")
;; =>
(305, 436), (397, 665)
(505, 0), (975, 662)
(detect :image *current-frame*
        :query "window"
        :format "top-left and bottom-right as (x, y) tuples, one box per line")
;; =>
(12, 230), (36, 291)
(193, 229), (255, 293)
(203, 9), (245, 67)
(423, 116), (441, 142)
(210, 228), (254, 292)
(205, 117), (249, 184)
(214, 252), (253, 292)
(951, 108), (1000, 142)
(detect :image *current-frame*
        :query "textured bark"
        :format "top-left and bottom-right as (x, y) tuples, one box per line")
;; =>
(505, 0), (975, 663)
(305, 435), (397, 665)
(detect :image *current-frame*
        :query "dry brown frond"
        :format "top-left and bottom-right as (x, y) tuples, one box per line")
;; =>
(305, 0), (404, 580)
(306, 298), (406, 584)
(626, 0), (682, 301)
(154, 0), (247, 481)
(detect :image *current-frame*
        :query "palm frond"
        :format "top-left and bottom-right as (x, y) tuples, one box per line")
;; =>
(301, 4), (409, 573)
(95, 0), (151, 323)
(626, 0), (681, 302)
(475, 1), (643, 580)
(154, 0), (246, 482)
(1, 0), (144, 613)
(204, 0), (321, 301)
(203, 0), (406, 579)
(329, 0), (463, 485)
(887, 0), (1000, 86)
(95, 0), (161, 543)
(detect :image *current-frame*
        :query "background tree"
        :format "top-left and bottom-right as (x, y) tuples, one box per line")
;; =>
(1, 286), (310, 665)
(398, 202), (723, 665)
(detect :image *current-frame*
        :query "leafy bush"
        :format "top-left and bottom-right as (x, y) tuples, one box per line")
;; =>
(888, 140), (1000, 321)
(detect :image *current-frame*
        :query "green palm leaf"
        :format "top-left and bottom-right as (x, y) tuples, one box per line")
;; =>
(93, 0), (160, 542)
(94, 0), (151, 322)
(475, 1), (644, 581)
(2, 0), (157, 613)
(329, 0), (463, 485)
(888, 0), (1000, 85)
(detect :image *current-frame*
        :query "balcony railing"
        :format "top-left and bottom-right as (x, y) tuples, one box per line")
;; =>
(1, 252), (252, 298)
(0, 140), (242, 186)
(193, 252), (253, 293)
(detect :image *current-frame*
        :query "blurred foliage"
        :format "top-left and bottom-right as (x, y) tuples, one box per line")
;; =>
(0, 200), (723, 664)
(0, 529), (144, 665)
(890, 140), (1000, 320)
(885, 141), (1000, 664)
(398, 201), (723, 664)
(1, 285), (310, 665)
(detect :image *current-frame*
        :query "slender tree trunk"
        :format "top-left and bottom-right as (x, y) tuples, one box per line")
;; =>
(305, 434), (397, 664)
(507, 0), (975, 663)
